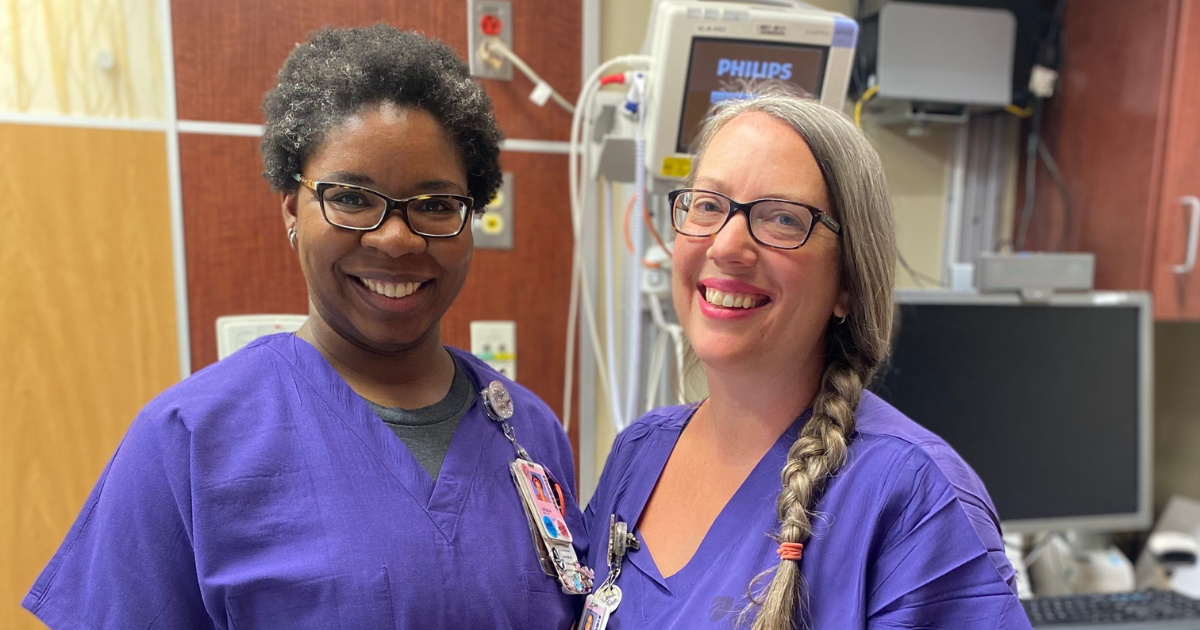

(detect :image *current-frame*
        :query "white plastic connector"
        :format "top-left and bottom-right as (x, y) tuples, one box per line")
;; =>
(623, 71), (648, 117)
(1029, 64), (1058, 98)
(641, 247), (672, 297)
(529, 81), (553, 107)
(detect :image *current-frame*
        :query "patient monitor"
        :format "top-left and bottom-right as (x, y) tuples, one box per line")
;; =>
(640, 0), (858, 181)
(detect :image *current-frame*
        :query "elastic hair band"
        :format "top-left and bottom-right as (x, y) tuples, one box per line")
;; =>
(777, 542), (804, 561)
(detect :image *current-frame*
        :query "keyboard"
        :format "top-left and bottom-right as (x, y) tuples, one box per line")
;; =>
(1023, 590), (1200, 629)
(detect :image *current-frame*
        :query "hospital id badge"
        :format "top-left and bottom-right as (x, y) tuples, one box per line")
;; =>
(509, 461), (592, 594)
(578, 596), (612, 630)
(510, 460), (572, 543)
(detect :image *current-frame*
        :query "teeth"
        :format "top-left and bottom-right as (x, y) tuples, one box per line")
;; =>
(361, 278), (421, 299)
(703, 287), (764, 309)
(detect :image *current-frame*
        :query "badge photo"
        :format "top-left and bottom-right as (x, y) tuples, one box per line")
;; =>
(519, 461), (572, 543)
(579, 596), (610, 630)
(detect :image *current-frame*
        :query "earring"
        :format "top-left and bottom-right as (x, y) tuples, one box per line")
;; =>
(836, 314), (848, 325)
(287, 227), (297, 250)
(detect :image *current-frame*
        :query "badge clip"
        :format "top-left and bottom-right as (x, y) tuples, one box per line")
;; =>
(481, 380), (530, 460)
(580, 515), (638, 628)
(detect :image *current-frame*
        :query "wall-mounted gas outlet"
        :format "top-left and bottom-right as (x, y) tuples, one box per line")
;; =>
(216, 314), (308, 360)
(468, 0), (513, 80)
(470, 320), (517, 380)
(473, 172), (513, 250)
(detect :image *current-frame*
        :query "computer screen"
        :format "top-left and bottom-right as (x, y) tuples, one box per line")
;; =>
(870, 293), (1150, 532)
(676, 38), (828, 153)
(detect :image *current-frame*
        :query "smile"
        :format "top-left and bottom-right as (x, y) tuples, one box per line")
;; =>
(700, 285), (770, 310)
(355, 277), (427, 299)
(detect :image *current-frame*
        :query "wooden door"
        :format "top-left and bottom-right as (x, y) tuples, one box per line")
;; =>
(1153, 0), (1200, 319)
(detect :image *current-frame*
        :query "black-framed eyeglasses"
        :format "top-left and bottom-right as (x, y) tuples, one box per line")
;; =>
(668, 188), (841, 250)
(294, 174), (475, 237)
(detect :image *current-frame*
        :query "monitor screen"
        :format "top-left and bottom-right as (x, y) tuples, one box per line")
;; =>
(676, 38), (828, 153)
(870, 302), (1142, 525)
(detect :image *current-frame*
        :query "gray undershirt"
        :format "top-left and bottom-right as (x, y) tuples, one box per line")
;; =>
(361, 354), (474, 481)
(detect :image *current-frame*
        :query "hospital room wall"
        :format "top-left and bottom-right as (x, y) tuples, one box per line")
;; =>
(1154, 324), (1200, 511)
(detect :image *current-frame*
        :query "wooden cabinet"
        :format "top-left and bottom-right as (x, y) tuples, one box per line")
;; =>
(1152, 0), (1200, 319)
(1030, 0), (1200, 319)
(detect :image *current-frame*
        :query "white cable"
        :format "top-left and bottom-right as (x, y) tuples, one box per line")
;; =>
(645, 329), (669, 414)
(622, 83), (648, 429)
(647, 293), (688, 406)
(562, 73), (608, 434)
(670, 326), (687, 405)
(561, 55), (652, 435)
(563, 70), (606, 435)
(485, 39), (576, 114)
(562, 63), (610, 434)
(602, 181), (626, 430)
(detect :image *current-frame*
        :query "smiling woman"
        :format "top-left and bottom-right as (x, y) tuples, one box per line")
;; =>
(583, 91), (1033, 630)
(23, 25), (589, 630)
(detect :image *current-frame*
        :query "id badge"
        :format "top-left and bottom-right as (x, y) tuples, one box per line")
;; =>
(509, 461), (593, 594)
(512, 460), (572, 543)
(578, 596), (611, 630)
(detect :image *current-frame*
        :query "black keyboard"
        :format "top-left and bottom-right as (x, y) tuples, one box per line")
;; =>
(1023, 590), (1200, 629)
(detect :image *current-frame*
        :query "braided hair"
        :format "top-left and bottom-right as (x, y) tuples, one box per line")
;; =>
(688, 92), (896, 630)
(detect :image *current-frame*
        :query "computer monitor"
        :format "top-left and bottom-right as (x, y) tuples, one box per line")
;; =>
(641, 0), (857, 182)
(870, 290), (1153, 533)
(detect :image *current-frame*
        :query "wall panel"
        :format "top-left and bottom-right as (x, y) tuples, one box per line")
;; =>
(170, 0), (579, 140)
(0, 0), (165, 117)
(179, 133), (308, 371)
(0, 124), (179, 629)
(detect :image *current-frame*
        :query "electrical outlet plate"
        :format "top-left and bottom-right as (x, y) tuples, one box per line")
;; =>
(216, 314), (308, 360)
(473, 172), (513, 249)
(468, 0), (513, 80)
(470, 320), (516, 380)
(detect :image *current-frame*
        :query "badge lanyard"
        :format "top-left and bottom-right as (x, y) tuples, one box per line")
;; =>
(579, 515), (638, 629)
(481, 381), (594, 595)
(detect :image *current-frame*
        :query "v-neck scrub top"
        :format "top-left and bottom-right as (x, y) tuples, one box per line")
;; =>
(24, 334), (587, 629)
(583, 391), (1032, 629)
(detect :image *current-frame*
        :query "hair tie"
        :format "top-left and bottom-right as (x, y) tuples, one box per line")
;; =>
(777, 542), (804, 561)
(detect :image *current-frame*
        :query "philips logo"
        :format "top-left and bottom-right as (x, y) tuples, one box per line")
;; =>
(715, 59), (793, 80)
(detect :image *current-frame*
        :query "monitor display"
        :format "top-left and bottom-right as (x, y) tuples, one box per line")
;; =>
(870, 302), (1142, 525)
(676, 38), (828, 153)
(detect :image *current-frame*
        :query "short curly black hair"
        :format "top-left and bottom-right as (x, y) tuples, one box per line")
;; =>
(261, 24), (503, 208)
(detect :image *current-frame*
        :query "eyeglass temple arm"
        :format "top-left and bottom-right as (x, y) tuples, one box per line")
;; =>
(818, 213), (841, 234)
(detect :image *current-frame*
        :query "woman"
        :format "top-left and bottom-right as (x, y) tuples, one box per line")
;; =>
(583, 93), (1031, 629)
(25, 26), (588, 629)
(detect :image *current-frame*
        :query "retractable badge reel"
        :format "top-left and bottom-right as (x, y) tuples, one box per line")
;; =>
(580, 515), (639, 629)
(481, 381), (594, 595)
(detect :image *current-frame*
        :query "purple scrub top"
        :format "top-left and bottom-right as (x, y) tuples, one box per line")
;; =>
(584, 391), (1032, 629)
(24, 333), (586, 629)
